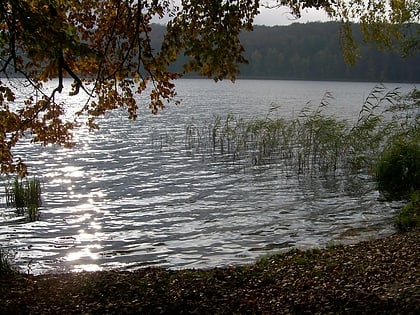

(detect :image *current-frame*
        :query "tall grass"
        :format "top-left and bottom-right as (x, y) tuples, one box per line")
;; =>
(185, 86), (400, 177)
(5, 176), (42, 221)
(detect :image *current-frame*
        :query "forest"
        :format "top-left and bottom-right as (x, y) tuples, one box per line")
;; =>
(4, 22), (418, 83)
(153, 22), (420, 82)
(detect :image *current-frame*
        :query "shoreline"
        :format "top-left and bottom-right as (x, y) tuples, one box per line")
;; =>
(1, 229), (418, 314)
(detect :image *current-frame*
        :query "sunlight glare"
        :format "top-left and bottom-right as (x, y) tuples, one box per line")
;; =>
(61, 165), (84, 178)
(66, 246), (100, 261)
(72, 264), (102, 272)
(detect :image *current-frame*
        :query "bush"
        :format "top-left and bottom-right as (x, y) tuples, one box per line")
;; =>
(376, 139), (420, 200)
(395, 192), (420, 231)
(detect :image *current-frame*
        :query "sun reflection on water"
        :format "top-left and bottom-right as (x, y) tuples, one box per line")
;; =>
(65, 234), (103, 272)
(63, 192), (106, 273)
(66, 246), (100, 261)
(61, 165), (85, 178)
(72, 264), (102, 272)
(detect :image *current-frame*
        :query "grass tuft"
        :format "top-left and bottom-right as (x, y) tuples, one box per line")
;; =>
(5, 176), (42, 221)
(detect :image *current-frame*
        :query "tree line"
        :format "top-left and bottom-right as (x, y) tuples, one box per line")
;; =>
(152, 22), (420, 82)
(7, 22), (419, 83)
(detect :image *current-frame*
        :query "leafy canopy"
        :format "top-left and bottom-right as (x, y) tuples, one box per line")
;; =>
(0, 0), (418, 175)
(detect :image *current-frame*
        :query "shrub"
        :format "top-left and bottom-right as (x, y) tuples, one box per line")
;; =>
(376, 139), (420, 200)
(395, 191), (420, 231)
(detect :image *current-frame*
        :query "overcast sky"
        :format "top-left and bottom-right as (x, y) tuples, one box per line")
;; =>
(152, 3), (331, 26)
(254, 6), (331, 25)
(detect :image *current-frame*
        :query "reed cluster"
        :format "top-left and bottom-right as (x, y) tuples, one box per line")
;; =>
(185, 87), (403, 177)
(187, 85), (420, 230)
(5, 177), (42, 222)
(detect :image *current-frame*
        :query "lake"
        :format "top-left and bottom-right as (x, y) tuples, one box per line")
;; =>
(0, 79), (417, 274)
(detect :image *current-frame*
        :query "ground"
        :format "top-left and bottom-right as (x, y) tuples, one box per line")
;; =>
(1, 230), (419, 314)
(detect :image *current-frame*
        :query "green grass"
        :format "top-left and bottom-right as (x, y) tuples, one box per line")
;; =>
(185, 88), (390, 176)
(395, 191), (420, 231)
(185, 86), (419, 204)
(5, 176), (42, 221)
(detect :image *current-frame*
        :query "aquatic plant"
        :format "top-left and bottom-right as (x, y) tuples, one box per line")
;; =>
(6, 177), (27, 214)
(184, 85), (403, 178)
(385, 88), (419, 137)
(5, 176), (42, 221)
(376, 88), (420, 200)
(294, 92), (349, 174)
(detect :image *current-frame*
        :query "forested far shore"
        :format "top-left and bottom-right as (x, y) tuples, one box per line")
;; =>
(3, 22), (419, 83)
(157, 22), (419, 83)
(239, 23), (420, 82)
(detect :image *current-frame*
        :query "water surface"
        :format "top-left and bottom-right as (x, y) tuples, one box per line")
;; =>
(1, 79), (414, 274)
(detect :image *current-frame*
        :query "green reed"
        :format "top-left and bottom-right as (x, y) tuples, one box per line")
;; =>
(5, 176), (42, 222)
(184, 85), (404, 177)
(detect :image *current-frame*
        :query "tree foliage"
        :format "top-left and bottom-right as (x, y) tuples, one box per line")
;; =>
(332, 0), (420, 63)
(235, 23), (420, 81)
(0, 0), (418, 175)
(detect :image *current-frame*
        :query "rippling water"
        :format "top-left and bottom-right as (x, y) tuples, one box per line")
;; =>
(1, 79), (414, 274)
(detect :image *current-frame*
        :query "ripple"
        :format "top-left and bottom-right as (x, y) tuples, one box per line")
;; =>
(0, 79), (407, 274)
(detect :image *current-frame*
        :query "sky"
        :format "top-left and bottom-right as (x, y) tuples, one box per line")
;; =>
(152, 3), (332, 26)
(254, 6), (331, 26)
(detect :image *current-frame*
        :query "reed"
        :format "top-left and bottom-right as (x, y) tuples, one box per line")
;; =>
(184, 85), (405, 177)
(375, 88), (420, 199)
(5, 176), (42, 221)
(6, 178), (26, 214)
